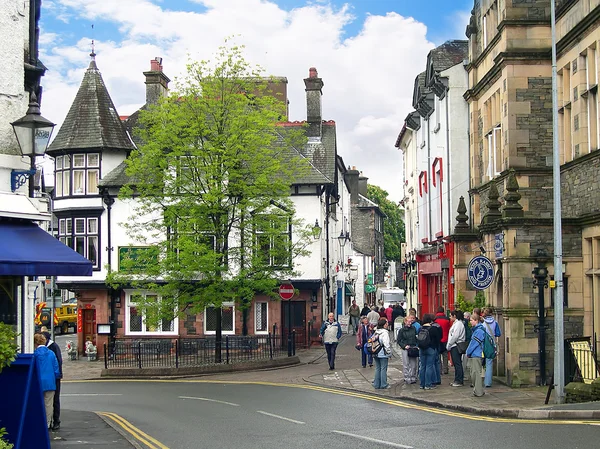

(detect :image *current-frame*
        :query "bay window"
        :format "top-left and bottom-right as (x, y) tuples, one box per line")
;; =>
(54, 153), (100, 197)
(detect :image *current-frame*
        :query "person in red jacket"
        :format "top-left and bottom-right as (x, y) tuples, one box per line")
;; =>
(434, 306), (451, 375)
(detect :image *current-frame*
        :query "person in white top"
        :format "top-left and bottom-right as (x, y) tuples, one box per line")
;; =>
(446, 310), (466, 387)
(372, 318), (392, 389)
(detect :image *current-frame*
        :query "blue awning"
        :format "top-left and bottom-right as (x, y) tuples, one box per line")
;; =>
(0, 221), (93, 276)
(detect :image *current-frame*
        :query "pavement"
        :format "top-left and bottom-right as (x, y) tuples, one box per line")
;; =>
(50, 330), (600, 448)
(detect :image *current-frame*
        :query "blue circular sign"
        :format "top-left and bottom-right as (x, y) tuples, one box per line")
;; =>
(468, 256), (494, 290)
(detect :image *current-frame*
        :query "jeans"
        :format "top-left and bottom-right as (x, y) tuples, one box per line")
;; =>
(440, 348), (449, 374)
(449, 346), (464, 385)
(419, 347), (436, 388)
(325, 343), (338, 369)
(485, 356), (494, 387)
(361, 346), (373, 367)
(349, 315), (360, 334)
(433, 348), (441, 384)
(373, 357), (389, 389)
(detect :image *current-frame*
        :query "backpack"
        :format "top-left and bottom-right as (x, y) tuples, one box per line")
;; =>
(366, 332), (383, 355)
(416, 326), (431, 349)
(483, 323), (498, 359)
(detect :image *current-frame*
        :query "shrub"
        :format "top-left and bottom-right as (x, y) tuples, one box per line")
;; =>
(0, 323), (18, 374)
(0, 427), (14, 449)
(455, 290), (488, 313)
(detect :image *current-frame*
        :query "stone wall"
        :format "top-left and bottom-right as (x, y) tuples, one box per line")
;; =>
(351, 205), (374, 256)
(561, 151), (600, 218)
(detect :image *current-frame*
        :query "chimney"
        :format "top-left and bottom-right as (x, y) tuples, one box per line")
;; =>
(344, 166), (360, 205)
(358, 174), (369, 198)
(143, 57), (170, 105)
(303, 67), (324, 138)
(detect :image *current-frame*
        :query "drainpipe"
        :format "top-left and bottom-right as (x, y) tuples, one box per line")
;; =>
(324, 188), (331, 317)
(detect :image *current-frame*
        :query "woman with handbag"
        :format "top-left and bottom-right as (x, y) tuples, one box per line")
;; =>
(397, 315), (418, 384)
(447, 310), (466, 387)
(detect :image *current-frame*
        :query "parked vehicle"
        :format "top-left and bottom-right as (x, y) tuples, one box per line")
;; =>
(376, 287), (405, 309)
(55, 305), (77, 334)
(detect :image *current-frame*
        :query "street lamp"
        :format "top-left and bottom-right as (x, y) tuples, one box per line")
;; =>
(11, 92), (55, 197)
(311, 219), (322, 240)
(337, 230), (350, 248)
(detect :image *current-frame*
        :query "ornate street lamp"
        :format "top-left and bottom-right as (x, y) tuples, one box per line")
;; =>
(311, 219), (322, 240)
(11, 93), (55, 197)
(337, 230), (350, 248)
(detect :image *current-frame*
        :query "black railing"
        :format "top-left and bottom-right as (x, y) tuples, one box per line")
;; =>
(104, 332), (301, 369)
(564, 337), (600, 383)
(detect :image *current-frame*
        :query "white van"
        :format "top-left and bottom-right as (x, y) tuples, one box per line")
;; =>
(377, 288), (405, 309)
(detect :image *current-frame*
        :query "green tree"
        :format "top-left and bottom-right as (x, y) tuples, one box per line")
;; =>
(109, 43), (311, 360)
(366, 185), (405, 262)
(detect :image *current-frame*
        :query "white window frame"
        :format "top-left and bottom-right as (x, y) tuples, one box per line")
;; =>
(204, 302), (235, 335)
(125, 290), (178, 336)
(486, 126), (502, 178)
(55, 153), (100, 196)
(59, 217), (99, 269)
(255, 302), (268, 334)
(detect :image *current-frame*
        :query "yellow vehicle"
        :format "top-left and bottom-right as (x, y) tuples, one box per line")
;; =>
(55, 305), (77, 334)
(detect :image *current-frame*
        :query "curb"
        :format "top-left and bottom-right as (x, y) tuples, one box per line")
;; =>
(302, 375), (600, 421)
(96, 412), (142, 449)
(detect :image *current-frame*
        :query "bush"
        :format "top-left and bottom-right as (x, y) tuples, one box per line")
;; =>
(455, 290), (488, 313)
(0, 323), (18, 374)
(0, 428), (14, 449)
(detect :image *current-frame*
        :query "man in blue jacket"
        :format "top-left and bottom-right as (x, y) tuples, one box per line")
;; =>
(34, 333), (60, 430)
(466, 313), (485, 397)
(320, 313), (342, 370)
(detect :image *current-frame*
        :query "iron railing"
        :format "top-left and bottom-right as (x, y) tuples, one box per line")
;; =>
(104, 332), (301, 369)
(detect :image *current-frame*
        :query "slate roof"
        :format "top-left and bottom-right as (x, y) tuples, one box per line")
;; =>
(47, 58), (135, 154)
(98, 161), (128, 188)
(429, 40), (468, 74)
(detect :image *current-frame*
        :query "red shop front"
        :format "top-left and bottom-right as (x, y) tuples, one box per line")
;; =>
(416, 241), (454, 317)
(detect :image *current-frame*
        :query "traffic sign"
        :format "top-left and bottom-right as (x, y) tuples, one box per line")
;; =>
(279, 283), (295, 300)
(467, 255), (494, 290)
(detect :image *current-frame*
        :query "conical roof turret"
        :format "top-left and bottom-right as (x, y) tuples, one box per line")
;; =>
(47, 55), (134, 154)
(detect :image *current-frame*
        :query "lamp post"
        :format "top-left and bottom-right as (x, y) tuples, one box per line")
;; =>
(311, 219), (322, 240)
(11, 93), (55, 197)
(336, 230), (350, 318)
(532, 263), (549, 386)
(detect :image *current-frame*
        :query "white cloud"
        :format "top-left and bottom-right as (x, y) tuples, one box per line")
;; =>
(41, 0), (437, 201)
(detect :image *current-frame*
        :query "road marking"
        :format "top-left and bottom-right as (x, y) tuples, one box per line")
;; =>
(71, 379), (597, 426)
(333, 430), (413, 448)
(256, 410), (305, 424)
(179, 396), (240, 407)
(62, 393), (123, 396)
(97, 411), (169, 449)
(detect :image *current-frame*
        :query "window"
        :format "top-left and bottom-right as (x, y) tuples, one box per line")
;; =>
(126, 291), (177, 335)
(54, 153), (99, 197)
(486, 126), (502, 178)
(255, 302), (268, 333)
(168, 215), (216, 260)
(254, 214), (291, 268)
(59, 216), (99, 268)
(204, 303), (235, 334)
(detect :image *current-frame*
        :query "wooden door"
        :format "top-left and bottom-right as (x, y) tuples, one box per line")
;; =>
(83, 309), (96, 345)
(281, 301), (306, 347)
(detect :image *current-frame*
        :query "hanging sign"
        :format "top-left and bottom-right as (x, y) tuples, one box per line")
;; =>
(468, 255), (494, 290)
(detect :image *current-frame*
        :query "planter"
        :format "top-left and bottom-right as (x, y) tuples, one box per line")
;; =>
(86, 353), (97, 361)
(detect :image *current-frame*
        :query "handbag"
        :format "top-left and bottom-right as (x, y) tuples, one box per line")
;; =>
(456, 340), (469, 355)
(407, 346), (419, 358)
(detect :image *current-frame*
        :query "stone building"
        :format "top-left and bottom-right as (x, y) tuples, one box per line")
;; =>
(461, 0), (597, 387)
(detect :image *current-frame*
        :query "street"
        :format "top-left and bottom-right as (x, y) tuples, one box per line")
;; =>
(61, 380), (599, 449)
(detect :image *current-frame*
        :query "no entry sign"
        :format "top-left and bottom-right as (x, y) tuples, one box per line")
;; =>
(279, 283), (295, 300)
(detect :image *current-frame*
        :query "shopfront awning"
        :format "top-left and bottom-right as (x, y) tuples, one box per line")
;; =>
(0, 221), (92, 276)
(345, 284), (356, 296)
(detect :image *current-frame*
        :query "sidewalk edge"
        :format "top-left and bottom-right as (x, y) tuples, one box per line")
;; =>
(95, 412), (143, 449)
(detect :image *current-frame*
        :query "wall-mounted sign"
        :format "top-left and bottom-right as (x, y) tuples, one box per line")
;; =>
(494, 233), (504, 259)
(467, 255), (494, 290)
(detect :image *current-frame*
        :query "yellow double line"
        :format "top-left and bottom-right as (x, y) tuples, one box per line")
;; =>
(97, 411), (169, 449)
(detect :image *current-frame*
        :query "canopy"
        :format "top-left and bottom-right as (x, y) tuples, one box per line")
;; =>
(0, 221), (92, 276)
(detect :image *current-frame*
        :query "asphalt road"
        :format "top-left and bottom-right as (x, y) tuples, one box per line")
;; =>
(61, 380), (600, 449)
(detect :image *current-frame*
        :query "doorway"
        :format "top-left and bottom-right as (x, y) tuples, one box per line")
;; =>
(281, 301), (306, 347)
(82, 309), (96, 346)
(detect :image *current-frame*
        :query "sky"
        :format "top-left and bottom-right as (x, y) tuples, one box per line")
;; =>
(39, 0), (473, 202)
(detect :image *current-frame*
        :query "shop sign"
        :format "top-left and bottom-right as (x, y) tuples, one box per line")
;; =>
(467, 255), (494, 290)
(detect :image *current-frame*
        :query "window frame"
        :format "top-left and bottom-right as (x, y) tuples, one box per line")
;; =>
(57, 213), (101, 270)
(204, 302), (236, 335)
(254, 213), (292, 269)
(125, 290), (178, 336)
(254, 301), (268, 334)
(54, 153), (100, 197)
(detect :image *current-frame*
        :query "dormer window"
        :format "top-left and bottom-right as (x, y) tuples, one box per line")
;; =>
(55, 153), (100, 197)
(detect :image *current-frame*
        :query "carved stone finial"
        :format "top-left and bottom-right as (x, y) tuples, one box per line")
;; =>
(502, 171), (524, 218)
(455, 196), (470, 233)
(481, 182), (502, 225)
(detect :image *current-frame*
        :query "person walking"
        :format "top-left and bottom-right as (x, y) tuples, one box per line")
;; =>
(466, 313), (486, 397)
(434, 306), (451, 375)
(384, 305), (394, 331)
(397, 315), (418, 384)
(320, 313), (342, 370)
(348, 300), (361, 335)
(418, 315), (437, 390)
(356, 316), (374, 368)
(446, 310), (466, 387)
(367, 306), (380, 326)
(33, 333), (60, 430)
(41, 328), (63, 430)
(482, 307), (501, 387)
(372, 318), (392, 389)
(360, 303), (371, 317)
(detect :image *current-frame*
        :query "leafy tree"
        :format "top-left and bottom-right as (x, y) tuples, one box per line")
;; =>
(366, 184), (405, 262)
(109, 43), (311, 360)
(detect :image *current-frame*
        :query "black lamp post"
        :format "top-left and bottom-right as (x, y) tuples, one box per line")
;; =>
(532, 263), (549, 386)
(11, 93), (55, 197)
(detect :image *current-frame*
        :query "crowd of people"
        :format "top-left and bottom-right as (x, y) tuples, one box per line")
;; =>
(324, 302), (501, 399)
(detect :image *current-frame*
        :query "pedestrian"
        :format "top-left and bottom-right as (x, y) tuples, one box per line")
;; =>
(447, 310), (466, 387)
(33, 333), (60, 430)
(41, 329), (63, 430)
(384, 304), (394, 330)
(372, 318), (392, 389)
(462, 311), (472, 380)
(434, 306), (451, 375)
(397, 315), (418, 384)
(360, 303), (371, 317)
(417, 314), (437, 390)
(319, 313), (342, 370)
(466, 313), (486, 397)
(408, 308), (421, 333)
(428, 315), (443, 385)
(348, 300), (361, 335)
(367, 306), (380, 326)
(356, 316), (374, 368)
(482, 307), (501, 387)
